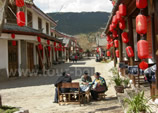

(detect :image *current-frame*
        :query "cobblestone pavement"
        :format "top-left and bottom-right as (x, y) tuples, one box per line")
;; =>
(0, 57), (123, 113)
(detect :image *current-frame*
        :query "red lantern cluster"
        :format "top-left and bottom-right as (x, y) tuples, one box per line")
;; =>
(16, 0), (25, 27)
(126, 46), (134, 57)
(37, 36), (41, 43)
(107, 35), (111, 42)
(116, 11), (121, 22)
(136, 0), (149, 67)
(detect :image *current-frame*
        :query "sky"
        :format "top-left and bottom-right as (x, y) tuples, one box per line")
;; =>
(34, 0), (113, 13)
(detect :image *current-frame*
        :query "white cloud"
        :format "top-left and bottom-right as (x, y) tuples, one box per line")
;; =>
(33, 0), (113, 13)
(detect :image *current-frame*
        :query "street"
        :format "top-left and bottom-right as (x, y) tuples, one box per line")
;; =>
(0, 57), (123, 113)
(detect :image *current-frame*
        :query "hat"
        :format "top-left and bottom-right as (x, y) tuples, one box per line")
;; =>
(95, 72), (100, 76)
(84, 71), (88, 75)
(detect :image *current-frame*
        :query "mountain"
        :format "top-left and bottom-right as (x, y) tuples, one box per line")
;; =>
(47, 12), (110, 35)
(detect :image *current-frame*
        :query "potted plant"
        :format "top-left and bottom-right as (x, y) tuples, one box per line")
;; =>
(112, 75), (124, 93)
(124, 91), (152, 113)
(123, 78), (130, 88)
(110, 67), (124, 93)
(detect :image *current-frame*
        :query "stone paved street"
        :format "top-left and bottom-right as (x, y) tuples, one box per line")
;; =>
(0, 57), (123, 113)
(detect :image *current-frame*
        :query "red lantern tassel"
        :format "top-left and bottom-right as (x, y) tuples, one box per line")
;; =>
(12, 41), (16, 46)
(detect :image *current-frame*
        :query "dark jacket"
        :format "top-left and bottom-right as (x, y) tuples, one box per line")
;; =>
(55, 75), (72, 93)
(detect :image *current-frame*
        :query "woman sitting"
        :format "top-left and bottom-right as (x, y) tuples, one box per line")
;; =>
(90, 72), (108, 100)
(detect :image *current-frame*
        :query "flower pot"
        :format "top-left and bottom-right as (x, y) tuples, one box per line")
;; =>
(115, 86), (124, 93)
(139, 111), (146, 113)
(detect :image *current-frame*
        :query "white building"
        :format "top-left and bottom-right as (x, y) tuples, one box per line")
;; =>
(0, 1), (65, 80)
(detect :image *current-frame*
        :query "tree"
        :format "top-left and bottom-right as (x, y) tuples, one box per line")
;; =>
(0, 0), (8, 36)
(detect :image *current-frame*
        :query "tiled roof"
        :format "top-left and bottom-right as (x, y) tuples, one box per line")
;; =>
(2, 23), (61, 43)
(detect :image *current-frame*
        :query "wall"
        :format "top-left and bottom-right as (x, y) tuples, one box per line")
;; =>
(0, 39), (8, 80)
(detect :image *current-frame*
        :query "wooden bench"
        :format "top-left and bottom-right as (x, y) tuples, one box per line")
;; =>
(98, 93), (107, 100)
(57, 82), (83, 106)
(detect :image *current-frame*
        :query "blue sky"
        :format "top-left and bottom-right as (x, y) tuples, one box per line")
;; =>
(34, 0), (113, 13)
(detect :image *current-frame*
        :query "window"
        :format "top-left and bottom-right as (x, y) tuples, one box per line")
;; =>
(38, 17), (42, 30)
(46, 22), (49, 34)
(27, 10), (32, 27)
(6, 4), (17, 23)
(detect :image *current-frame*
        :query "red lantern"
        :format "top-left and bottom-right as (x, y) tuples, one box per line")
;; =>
(136, 0), (147, 9)
(126, 46), (134, 57)
(16, 0), (24, 7)
(121, 32), (129, 43)
(114, 40), (119, 48)
(37, 36), (41, 42)
(110, 42), (114, 47)
(109, 24), (114, 32)
(112, 15), (117, 24)
(116, 11), (122, 22)
(113, 30), (117, 38)
(119, 4), (126, 16)
(12, 40), (16, 46)
(139, 61), (148, 70)
(136, 14), (147, 35)
(107, 43), (111, 50)
(16, 11), (25, 27)
(137, 40), (149, 59)
(48, 46), (51, 51)
(38, 44), (43, 50)
(107, 51), (111, 57)
(47, 40), (50, 45)
(115, 50), (119, 58)
(107, 35), (111, 42)
(112, 1), (115, 6)
(119, 19), (126, 30)
(54, 42), (56, 46)
(11, 34), (15, 39)
(112, 23), (116, 29)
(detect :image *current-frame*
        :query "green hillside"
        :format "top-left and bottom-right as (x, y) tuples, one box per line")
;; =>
(47, 12), (110, 35)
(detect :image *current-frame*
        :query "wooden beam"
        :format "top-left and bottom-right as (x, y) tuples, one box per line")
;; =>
(118, 28), (123, 62)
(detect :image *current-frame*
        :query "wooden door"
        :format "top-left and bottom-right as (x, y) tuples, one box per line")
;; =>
(45, 47), (50, 69)
(8, 40), (18, 77)
(27, 43), (34, 71)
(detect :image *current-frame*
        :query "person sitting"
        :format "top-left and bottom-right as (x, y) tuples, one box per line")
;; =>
(53, 72), (72, 103)
(80, 71), (92, 92)
(91, 72), (108, 100)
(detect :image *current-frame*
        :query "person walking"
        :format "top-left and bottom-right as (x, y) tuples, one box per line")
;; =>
(75, 54), (78, 63)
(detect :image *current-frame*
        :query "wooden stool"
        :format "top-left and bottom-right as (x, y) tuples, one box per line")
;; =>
(98, 93), (107, 100)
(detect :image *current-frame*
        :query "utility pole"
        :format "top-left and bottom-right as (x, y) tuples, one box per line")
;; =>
(0, 0), (8, 36)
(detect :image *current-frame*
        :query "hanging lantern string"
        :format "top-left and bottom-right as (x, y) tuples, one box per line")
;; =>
(8, 6), (25, 24)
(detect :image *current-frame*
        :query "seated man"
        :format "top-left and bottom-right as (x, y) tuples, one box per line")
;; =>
(91, 72), (108, 100)
(53, 72), (72, 103)
(80, 71), (92, 92)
